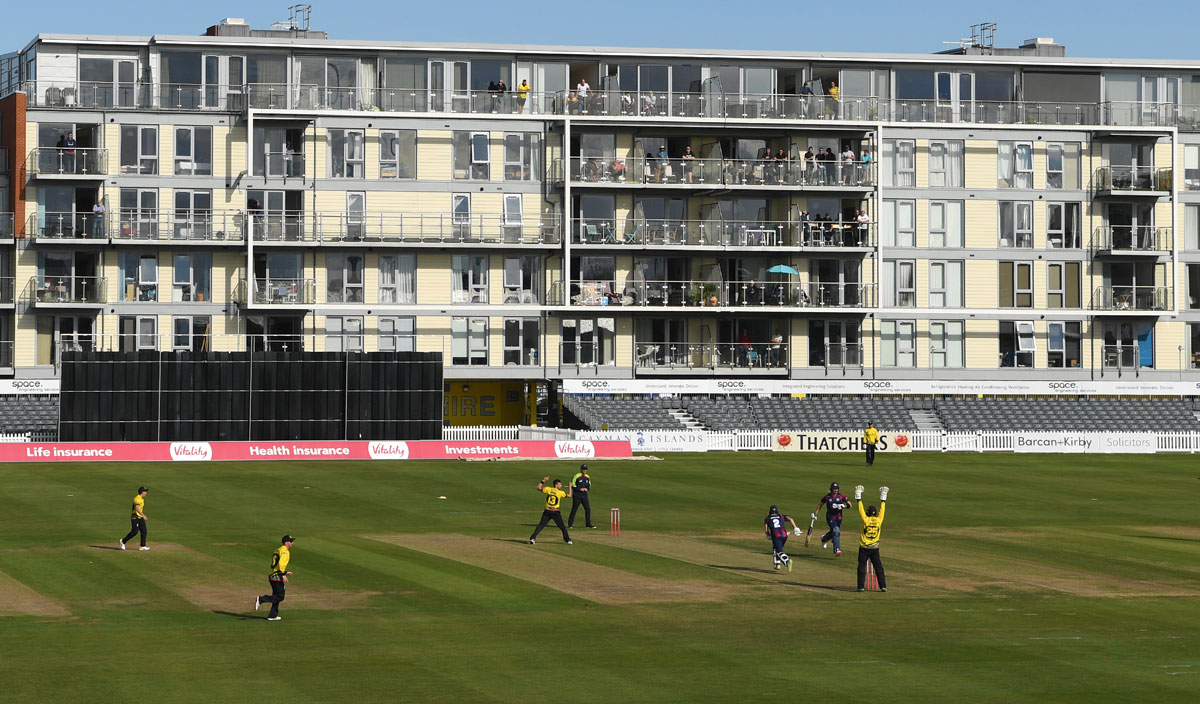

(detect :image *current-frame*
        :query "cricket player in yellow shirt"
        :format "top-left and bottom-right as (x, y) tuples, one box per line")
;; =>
(120, 486), (150, 550)
(863, 421), (880, 466)
(529, 475), (573, 545)
(853, 485), (888, 592)
(255, 535), (295, 621)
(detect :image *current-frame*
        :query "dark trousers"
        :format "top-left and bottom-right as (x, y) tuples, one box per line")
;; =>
(866, 442), (876, 466)
(122, 517), (147, 547)
(259, 578), (286, 617)
(568, 494), (592, 527)
(530, 509), (570, 542)
(771, 535), (788, 558)
(857, 547), (886, 589)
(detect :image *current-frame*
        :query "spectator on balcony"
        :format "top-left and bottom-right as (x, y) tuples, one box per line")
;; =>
(621, 92), (634, 115)
(656, 145), (669, 183)
(566, 91), (581, 114)
(841, 145), (856, 184)
(92, 199), (106, 238)
(516, 79), (530, 113)
(770, 330), (785, 365)
(247, 198), (264, 239)
(738, 328), (752, 366)
(641, 91), (657, 116)
(822, 148), (838, 185)
(681, 145), (697, 183)
(855, 209), (872, 246)
(609, 158), (626, 182)
(284, 141), (296, 177)
(827, 80), (840, 117)
(576, 78), (590, 100)
(774, 148), (789, 183)
(63, 131), (78, 173)
(54, 134), (66, 173)
(799, 209), (812, 245)
(582, 157), (602, 182)
(799, 82), (814, 118)
(860, 149), (873, 184)
(758, 146), (775, 184)
(803, 146), (817, 184)
(744, 280), (762, 305)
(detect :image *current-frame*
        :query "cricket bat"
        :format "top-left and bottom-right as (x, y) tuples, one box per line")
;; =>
(804, 515), (816, 547)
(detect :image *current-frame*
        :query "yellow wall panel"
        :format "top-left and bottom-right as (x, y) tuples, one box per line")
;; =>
(963, 139), (995, 189)
(418, 130), (452, 180)
(963, 199), (996, 249)
(964, 259), (997, 308)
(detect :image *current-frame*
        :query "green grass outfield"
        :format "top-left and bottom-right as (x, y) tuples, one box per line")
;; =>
(1, 452), (1198, 703)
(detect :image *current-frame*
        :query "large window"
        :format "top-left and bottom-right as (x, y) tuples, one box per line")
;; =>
(172, 252), (211, 302)
(326, 253), (364, 303)
(379, 130), (416, 179)
(451, 317), (489, 365)
(118, 315), (158, 352)
(1185, 145), (1200, 192)
(1000, 201), (1033, 248)
(882, 260), (916, 307)
(929, 320), (964, 368)
(325, 316), (364, 352)
(1047, 262), (1081, 309)
(451, 255), (489, 303)
(561, 318), (616, 366)
(328, 129), (365, 178)
(118, 188), (159, 238)
(504, 133), (541, 181)
(378, 316), (415, 352)
(881, 199), (915, 247)
(119, 253), (158, 302)
(120, 125), (158, 174)
(1000, 321), (1035, 368)
(881, 139), (915, 187)
(1048, 321), (1082, 368)
(503, 318), (541, 365)
(172, 315), (211, 352)
(174, 126), (212, 175)
(503, 255), (541, 304)
(1046, 142), (1081, 189)
(1047, 202), (1082, 248)
(998, 141), (1033, 188)
(929, 261), (964, 307)
(880, 320), (916, 367)
(999, 261), (1033, 308)
(453, 131), (491, 180)
(378, 255), (416, 304)
(929, 201), (964, 247)
(927, 140), (963, 187)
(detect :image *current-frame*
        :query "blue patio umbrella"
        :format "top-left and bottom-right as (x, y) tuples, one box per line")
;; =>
(766, 264), (799, 275)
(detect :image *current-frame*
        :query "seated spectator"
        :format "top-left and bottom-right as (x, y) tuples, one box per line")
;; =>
(567, 91), (581, 114)
(744, 279), (762, 304)
(610, 159), (627, 181)
(582, 158), (602, 182)
(621, 92), (634, 114)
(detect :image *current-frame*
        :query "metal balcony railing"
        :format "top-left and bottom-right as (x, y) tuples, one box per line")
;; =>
(635, 341), (789, 370)
(27, 147), (107, 176)
(22, 80), (150, 109)
(259, 151), (306, 179)
(571, 155), (875, 188)
(0, 213), (13, 238)
(30, 212), (106, 240)
(1101, 344), (1141, 375)
(1092, 285), (1170, 311)
(248, 211), (560, 244)
(572, 279), (873, 308)
(824, 343), (865, 372)
(233, 278), (318, 306)
(111, 210), (246, 242)
(1090, 226), (1172, 253)
(28, 276), (107, 305)
(1094, 165), (1172, 192)
(575, 218), (873, 248)
(0, 277), (15, 304)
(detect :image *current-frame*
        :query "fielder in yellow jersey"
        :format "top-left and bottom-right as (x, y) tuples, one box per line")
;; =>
(853, 485), (888, 592)
(120, 486), (150, 550)
(863, 421), (880, 466)
(529, 476), (572, 544)
(256, 535), (295, 620)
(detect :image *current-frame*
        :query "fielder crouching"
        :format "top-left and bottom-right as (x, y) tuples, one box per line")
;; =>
(853, 485), (888, 592)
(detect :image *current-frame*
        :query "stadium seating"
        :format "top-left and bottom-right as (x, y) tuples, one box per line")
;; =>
(934, 397), (1200, 432)
(0, 395), (59, 436)
(564, 396), (686, 430)
(750, 397), (917, 431)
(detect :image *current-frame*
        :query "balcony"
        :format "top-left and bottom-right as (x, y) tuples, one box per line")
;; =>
(1101, 344), (1143, 377)
(233, 278), (317, 307)
(572, 279), (874, 309)
(575, 218), (874, 249)
(246, 85), (562, 115)
(571, 156), (875, 189)
(110, 211), (247, 243)
(27, 148), (107, 178)
(0, 213), (14, 240)
(635, 341), (789, 372)
(821, 343), (866, 375)
(23, 81), (151, 110)
(249, 212), (560, 245)
(1091, 285), (1170, 312)
(1094, 166), (1171, 195)
(1090, 226), (1171, 256)
(29, 213), (107, 241)
(28, 276), (107, 306)
(0, 277), (15, 305)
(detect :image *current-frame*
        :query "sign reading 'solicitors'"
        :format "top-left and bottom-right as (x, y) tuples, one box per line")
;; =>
(577, 430), (709, 453)
(772, 431), (913, 453)
(1010, 432), (1156, 453)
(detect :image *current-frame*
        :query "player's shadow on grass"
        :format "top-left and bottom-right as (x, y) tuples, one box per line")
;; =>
(708, 564), (780, 575)
(212, 610), (265, 621)
(88, 545), (125, 550)
(779, 582), (860, 592)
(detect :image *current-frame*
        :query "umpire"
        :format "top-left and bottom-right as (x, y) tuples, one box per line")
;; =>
(568, 464), (597, 529)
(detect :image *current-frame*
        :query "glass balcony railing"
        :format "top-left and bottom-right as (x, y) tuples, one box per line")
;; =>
(635, 341), (789, 370)
(111, 210), (246, 242)
(571, 155), (875, 187)
(823, 343), (865, 372)
(1101, 344), (1141, 374)
(575, 218), (874, 248)
(1090, 225), (1171, 253)
(246, 212), (560, 244)
(1094, 165), (1172, 192)
(571, 279), (874, 308)
(29, 212), (106, 240)
(1092, 285), (1170, 311)
(27, 147), (107, 176)
(0, 213), (13, 238)
(0, 277), (14, 305)
(233, 278), (318, 306)
(28, 276), (107, 305)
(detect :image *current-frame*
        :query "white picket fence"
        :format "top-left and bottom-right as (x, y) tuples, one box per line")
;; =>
(441, 426), (1199, 453)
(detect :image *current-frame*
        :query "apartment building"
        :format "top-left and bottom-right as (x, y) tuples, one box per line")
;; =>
(1, 20), (1199, 414)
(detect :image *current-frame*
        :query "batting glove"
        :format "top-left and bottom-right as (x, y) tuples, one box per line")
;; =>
(794, 528), (802, 537)
(810, 512), (818, 520)
(879, 486), (889, 501)
(854, 485), (864, 500)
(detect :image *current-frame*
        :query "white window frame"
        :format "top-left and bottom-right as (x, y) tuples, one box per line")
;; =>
(881, 319), (916, 368)
(451, 316), (489, 365)
(896, 260), (916, 307)
(1046, 142), (1065, 189)
(451, 255), (489, 304)
(379, 254), (416, 304)
(927, 140), (962, 188)
(998, 141), (1033, 188)
(1047, 321), (1082, 368)
(1017, 321), (1036, 352)
(929, 200), (963, 248)
(121, 125), (158, 175)
(503, 317), (541, 365)
(325, 316), (364, 353)
(882, 199), (915, 247)
(929, 260), (964, 308)
(174, 126), (212, 175)
(325, 253), (365, 303)
(882, 139), (915, 187)
(327, 128), (365, 178)
(1047, 262), (1080, 309)
(1046, 202), (1081, 249)
(379, 129), (416, 179)
(929, 320), (964, 368)
(1000, 261), (1034, 308)
(1000, 201), (1033, 248)
(136, 315), (157, 350)
(504, 132), (541, 181)
(171, 315), (211, 351)
(378, 316), (415, 352)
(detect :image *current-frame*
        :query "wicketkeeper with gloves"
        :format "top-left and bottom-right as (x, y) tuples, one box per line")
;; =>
(813, 481), (851, 556)
(853, 485), (889, 592)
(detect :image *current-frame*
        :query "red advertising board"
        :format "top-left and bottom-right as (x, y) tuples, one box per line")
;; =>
(0, 440), (631, 463)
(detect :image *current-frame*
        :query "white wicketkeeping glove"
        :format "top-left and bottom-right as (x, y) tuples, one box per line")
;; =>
(880, 486), (890, 501)
(854, 485), (864, 500)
